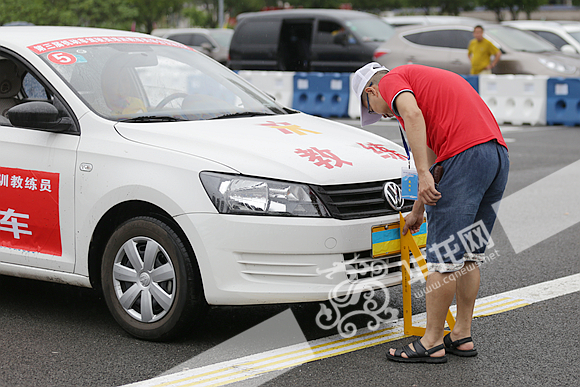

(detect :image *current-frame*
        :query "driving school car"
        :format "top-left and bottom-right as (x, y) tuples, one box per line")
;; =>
(0, 26), (422, 341)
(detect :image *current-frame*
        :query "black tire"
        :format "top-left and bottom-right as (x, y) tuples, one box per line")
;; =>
(101, 216), (206, 341)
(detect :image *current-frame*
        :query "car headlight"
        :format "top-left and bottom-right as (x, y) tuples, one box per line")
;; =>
(200, 172), (330, 217)
(538, 57), (577, 74)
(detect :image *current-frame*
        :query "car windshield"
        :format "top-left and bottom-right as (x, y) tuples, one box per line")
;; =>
(208, 29), (233, 47)
(40, 40), (287, 121)
(486, 26), (557, 52)
(347, 18), (395, 42)
(567, 30), (580, 44)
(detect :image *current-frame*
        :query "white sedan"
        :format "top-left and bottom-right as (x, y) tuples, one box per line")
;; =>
(0, 26), (420, 340)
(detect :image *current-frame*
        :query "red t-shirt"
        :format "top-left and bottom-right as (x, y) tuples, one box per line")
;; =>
(378, 65), (506, 163)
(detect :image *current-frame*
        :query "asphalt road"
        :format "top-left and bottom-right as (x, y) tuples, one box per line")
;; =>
(1, 119), (579, 387)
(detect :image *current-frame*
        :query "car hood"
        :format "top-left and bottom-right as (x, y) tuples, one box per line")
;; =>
(114, 113), (409, 185)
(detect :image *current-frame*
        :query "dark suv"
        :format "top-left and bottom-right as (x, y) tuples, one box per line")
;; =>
(228, 9), (395, 72)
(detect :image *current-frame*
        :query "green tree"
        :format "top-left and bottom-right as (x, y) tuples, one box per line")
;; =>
(519, 0), (548, 19)
(479, 0), (508, 21)
(0, 0), (76, 25)
(408, 0), (438, 14)
(285, 0), (345, 7)
(128, 0), (183, 33)
(440, 0), (476, 15)
(74, 0), (138, 29)
(0, 0), (138, 30)
(353, 0), (404, 12)
(481, 0), (545, 21)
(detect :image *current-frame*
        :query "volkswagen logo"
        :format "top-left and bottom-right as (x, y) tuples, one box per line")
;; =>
(383, 182), (404, 211)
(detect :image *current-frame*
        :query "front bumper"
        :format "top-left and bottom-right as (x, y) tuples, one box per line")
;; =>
(176, 212), (412, 305)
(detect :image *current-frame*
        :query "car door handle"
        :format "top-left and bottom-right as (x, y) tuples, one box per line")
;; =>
(452, 59), (463, 64)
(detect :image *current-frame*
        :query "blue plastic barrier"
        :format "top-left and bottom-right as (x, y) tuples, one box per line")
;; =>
(547, 77), (580, 126)
(292, 72), (350, 117)
(460, 75), (479, 94)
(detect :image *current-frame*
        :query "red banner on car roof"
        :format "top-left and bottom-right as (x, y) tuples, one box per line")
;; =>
(27, 36), (193, 54)
(0, 166), (62, 256)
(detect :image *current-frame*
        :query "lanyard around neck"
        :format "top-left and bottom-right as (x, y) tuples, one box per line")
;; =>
(398, 122), (411, 169)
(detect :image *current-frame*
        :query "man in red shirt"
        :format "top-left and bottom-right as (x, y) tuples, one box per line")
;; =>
(352, 63), (509, 363)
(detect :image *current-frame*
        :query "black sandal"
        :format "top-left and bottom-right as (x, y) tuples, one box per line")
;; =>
(443, 333), (478, 357)
(386, 338), (447, 363)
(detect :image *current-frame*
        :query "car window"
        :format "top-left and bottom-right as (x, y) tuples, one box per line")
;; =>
(166, 34), (193, 46)
(190, 34), (214, 48)
(208, 29), (233, 47)
(567, 30), (580, 44)
(532, 30), (568, 49)
(23, 73), (48, 99)
(454, 30), (475, 49)
(486, 26), (556, 52)
(315, 20), (345, 44)
(234, 20), (280, 45)
(0, 55), (73, 129)
(404, 30), (455, 48)
(40, 42), (287, 121)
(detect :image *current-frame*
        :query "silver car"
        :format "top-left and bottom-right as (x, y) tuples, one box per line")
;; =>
(383, 15), (485, 28)
(151, 27), (233, 65)
(502, 20), (580, 54)
(374, 23), (580, 76)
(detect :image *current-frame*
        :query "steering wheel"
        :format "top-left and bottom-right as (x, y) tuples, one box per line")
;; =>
(155, 93), (189, 110)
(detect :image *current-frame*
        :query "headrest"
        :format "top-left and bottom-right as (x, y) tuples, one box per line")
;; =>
(0, 60), (21, 98)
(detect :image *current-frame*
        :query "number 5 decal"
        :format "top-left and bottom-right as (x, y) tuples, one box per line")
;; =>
(47, 52), (77, 65)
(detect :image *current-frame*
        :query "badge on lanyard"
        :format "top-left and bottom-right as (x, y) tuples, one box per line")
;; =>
(402, 167), (418, 200)
(398, 122), (418, 200)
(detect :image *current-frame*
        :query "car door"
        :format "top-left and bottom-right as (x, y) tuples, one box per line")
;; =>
(0, 53), (79, 273)
(311, 18), (361, 72)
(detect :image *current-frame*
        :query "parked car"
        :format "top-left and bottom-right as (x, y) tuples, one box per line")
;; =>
(229, 9), (395, 72)
(374, 23), (580, 76)
(151, 27), (233, 64)
(383, 15), (484, 28)
(0, 26), (417, 341)
(502, 20), (580, 54)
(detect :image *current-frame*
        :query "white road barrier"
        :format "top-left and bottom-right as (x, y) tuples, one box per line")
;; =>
(237, 71), (295, 109)
(479, 74), (548, 126)
(238, 71), (576, 127)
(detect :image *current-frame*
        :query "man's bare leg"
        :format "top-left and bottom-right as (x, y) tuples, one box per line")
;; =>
(388, 271), (455, 358)
(448, 262), (480, 350)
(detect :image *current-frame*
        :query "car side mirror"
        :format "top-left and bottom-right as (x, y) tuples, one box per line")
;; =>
(561, 44), (577, 54)
(7, 101), (72, 132)
(200, 42), (214, 52)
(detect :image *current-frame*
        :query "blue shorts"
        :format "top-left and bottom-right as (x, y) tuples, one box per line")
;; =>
(425, 140), (509, 273)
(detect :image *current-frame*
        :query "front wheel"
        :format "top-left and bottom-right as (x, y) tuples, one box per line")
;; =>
(101, 216), (206, 341)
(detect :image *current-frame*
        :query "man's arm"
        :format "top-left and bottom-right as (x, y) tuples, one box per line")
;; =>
(489, 49), (501, 69)
(467, 41), (473, 60)
(395, 92), (440, 234)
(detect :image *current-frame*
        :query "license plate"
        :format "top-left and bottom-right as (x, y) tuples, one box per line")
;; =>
(371, 219), (427, 258)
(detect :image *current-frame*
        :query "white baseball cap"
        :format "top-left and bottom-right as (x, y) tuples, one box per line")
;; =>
(352, 62), (389, 127)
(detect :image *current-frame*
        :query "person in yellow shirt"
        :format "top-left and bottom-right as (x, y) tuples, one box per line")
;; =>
(467, 25), (501, 75)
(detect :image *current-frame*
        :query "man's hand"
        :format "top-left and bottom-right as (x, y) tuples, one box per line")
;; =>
(403, 210), (423, 235)
(418, 170), (441, 206)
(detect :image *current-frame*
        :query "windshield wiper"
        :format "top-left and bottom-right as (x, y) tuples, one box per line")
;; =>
(210, 112), (275, 120)
(119, 115), (186, 123)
